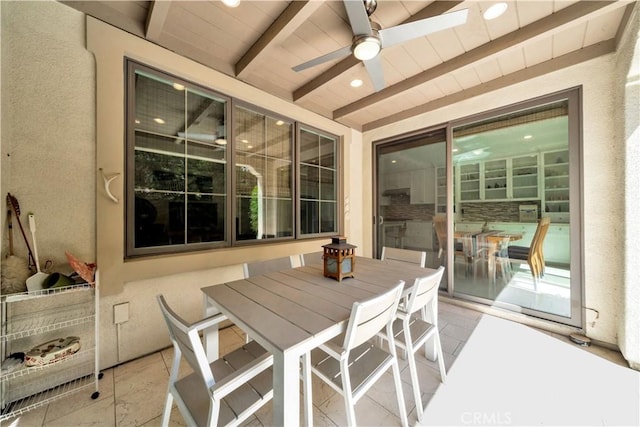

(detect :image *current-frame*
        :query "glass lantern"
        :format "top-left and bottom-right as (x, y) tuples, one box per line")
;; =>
(322, 236), (356, 282)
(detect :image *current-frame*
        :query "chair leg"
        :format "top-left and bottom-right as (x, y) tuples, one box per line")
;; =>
(435, 332), (447, 383)
(161, 390), (173, 427)
(405, 331), (424, 421)
(340, 359), (358, 427)
(392, 357), (409, 427)
(301, 353), (313, 427)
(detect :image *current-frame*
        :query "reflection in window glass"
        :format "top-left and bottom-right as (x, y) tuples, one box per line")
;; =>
(130, 66), (227, 253)
(300, 128), (338, 236)
(234, 106), (293, 240)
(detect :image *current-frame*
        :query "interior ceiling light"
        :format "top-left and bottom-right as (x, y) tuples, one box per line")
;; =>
(524, 134), (533, 140)
(172, 83), (185, 91)
(221, 0), (240, 7)
(391, 160), (397, 164)
(275, 120), (284, 126)
(483, 2), (508, 20)
(350, 79), (363, 88)
(241, 139), (249, 143)
(215, 137), (227, 145)
(153, 117), (165, 124)
(134, 119), (140, 124)
(353, 36), (381, 61)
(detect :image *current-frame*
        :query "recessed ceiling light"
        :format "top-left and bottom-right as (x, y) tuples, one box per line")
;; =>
(215, 138), (227, 145)
(221, 0), (240, 7)
(452, 148), (459, 152)
(241, 139), (249, 143)
(247, 145), (253, 149)
(153, 117), (165, 124)
(484, 2), (507, 20)
(134, 119), (140, 124)
(172, 83), (185, 91)
(391, 160), (397, 164)
(275, 120), (284, 126)
(524, 134), (533, 140)
(350, 79), (363, 88)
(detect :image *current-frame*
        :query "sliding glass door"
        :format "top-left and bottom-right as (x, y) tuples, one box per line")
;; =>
(374, 128), (447, 283)
(374, 88), (582, 328)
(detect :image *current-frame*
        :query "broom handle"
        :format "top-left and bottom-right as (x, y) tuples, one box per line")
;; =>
(28, 214), (41, 273)
(7, 194), (35, 269)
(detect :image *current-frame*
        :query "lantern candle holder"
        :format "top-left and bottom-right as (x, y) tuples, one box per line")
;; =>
(322, 236), (357, 282)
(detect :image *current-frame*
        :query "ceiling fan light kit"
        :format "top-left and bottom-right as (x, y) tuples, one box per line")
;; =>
(353, 36), (381, 61)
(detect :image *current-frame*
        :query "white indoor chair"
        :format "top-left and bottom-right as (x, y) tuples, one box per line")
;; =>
(381, 246), (426, 268)
(377, 266), (447, 422)
(157, 295), (273, 427)
(302, 282), (409, 427)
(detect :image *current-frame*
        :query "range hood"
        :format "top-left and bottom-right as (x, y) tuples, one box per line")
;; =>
(382, 188), (410, 196)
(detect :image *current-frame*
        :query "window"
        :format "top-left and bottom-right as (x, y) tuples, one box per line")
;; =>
(234, 105), (294, 241)
(299, 126), (338, 236)
(126, 60), (339, 257)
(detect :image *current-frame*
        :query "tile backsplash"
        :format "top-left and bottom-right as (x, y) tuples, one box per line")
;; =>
(459, 201), (541, 222)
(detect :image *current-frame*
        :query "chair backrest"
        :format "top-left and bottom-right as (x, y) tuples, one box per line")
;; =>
(343, 282), (404, 351)
(157, 295), (216, 388)
(528, 216), (551, 261)
(405, 266), (445, 318)
(301, 251), (324, 266)
(433, 214), (447, 249)
(381, 246), (426, 267)
(243, 256), (293, 278)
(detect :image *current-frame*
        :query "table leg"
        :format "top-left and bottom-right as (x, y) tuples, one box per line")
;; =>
(273, 351), (301, 427)
(202, 294), (219, 363)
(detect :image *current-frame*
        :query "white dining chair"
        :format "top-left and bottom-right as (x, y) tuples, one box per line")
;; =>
(156, 295), (274, 427)
(300, 251), (324, 266)
(242, 256), (294, 278)
(377, 266), (447, 422)
(381, 246), (427, 268)
(303, 282), (408, 427)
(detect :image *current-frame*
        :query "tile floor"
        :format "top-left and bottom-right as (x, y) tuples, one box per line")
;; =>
(5, 302), (628, 427)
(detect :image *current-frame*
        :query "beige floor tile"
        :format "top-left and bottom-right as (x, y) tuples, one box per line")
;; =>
(43, 396), (115, 427)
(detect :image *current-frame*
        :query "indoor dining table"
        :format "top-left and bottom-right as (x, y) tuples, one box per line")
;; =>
(201, 257), (438, 427)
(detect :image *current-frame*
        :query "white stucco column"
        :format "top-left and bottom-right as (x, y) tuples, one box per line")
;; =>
(620, 5), (640, 370)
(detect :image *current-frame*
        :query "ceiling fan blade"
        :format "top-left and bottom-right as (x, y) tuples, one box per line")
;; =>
(363, 56), (385, 92)
(292, 46), (352, 72)
(343, 0), (373, 36)
(380, 8), (469, 49)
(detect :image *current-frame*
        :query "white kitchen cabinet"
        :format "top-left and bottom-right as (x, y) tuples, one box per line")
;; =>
(543, 149), (570, 223)
(410, 169), (435, 204)
(383, 171), (411, 190)
(1, 279), (100, 421)
(404, 221), (434, 251)
(435, 167), (447, 213)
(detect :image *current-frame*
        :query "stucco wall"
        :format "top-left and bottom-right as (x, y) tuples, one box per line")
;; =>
(617, 5), (640, 369)
(362, 57), (622, 348)
(1, 1), (95, 267)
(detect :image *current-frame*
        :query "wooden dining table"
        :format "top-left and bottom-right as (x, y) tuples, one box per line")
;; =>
(201, 257), (438, 427)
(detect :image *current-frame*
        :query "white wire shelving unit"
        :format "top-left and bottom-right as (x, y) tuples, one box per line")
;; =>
(1, 276), (101, 421)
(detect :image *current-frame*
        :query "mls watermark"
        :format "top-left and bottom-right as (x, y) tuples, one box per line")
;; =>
(461, 411), (512, 425)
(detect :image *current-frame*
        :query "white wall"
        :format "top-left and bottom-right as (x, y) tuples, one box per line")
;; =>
(617, 5), (640, 369)
(361, 56), (622, 349)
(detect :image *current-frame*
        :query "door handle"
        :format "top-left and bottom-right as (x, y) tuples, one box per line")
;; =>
(379, 216), (384, 225)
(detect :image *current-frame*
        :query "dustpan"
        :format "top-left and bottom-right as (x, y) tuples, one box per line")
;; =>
(25, 213), (49, 292)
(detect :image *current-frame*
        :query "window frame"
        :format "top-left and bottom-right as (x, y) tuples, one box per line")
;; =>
(296, 122), (342, 239)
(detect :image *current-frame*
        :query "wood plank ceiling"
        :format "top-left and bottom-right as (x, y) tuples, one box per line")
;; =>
(61, 0), (635, 131)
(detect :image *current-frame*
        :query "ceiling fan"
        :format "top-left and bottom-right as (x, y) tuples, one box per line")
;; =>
(292, 0), (469, 91)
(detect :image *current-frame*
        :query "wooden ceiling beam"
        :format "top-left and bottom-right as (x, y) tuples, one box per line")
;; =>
(145, 1), (171, 42)
(292, 1), (464, 102)
(361, 39), (616, 131)
(235, 0), (323, 78)
(333, 0), (618, 120)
